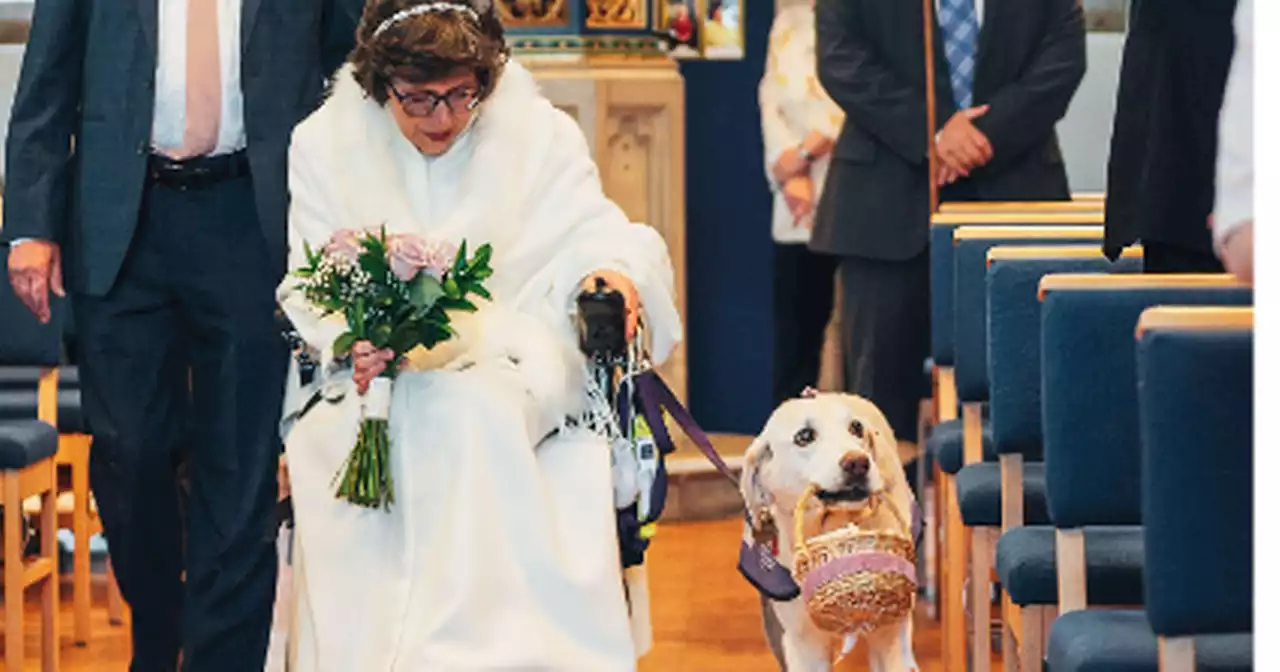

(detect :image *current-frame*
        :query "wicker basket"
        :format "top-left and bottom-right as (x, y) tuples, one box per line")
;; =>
(790, 485), (917, 636)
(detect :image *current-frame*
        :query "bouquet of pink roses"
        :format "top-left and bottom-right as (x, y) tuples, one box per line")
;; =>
(292, 227), (493, 510)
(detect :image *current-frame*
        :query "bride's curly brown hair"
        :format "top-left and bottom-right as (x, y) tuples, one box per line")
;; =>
(350, 0), (510, 105)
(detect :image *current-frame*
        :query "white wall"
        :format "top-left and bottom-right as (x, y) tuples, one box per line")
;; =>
(1057, 33), (1126, 192)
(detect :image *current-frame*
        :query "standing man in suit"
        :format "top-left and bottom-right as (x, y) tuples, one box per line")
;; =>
(1103, 0), (1238, 272)
(2, 0), (361, 669)
(811, 0), (1085, 458)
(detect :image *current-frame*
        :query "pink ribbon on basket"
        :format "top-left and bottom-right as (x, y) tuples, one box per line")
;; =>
(800, 551), (918, 602)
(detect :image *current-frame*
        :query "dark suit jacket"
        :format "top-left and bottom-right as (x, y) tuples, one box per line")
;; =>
(1, 0), (362, 296)
(1102, 0), (1237, 259)
(810, 0), (1086, 261)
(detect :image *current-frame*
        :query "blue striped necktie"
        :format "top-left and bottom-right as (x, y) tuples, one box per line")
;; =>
(937, 0), (979, 110)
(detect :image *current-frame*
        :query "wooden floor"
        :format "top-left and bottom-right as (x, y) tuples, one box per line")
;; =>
(9, 518), (958, 671)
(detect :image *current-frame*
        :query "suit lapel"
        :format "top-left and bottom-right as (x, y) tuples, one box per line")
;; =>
(243, 0), (264, 51)
(976, 0), (1001, 63)
(138, 0), (158, 52)
(974, 0), (1002, 100)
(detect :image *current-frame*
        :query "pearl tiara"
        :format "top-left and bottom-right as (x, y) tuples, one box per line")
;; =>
(372, 2), (482, 39)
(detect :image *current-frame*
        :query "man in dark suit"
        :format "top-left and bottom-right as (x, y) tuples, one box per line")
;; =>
(1103, 0), (1238, 272)
(810, 0), (1085, 452)
(2, 1), (361, 669)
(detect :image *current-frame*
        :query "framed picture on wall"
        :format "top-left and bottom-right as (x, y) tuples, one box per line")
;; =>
(699, 0), (744, 60)
(1083, 0), (1127, 33)
(659, 0), (702, 59)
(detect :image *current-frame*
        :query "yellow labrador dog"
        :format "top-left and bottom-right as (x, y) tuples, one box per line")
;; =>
(741, 392), (919, 672)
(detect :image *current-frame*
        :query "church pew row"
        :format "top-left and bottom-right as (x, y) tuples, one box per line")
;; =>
(1032, 276), (1250, 672)
(924, 210), (1106, 631)
(975, 245), (1143, 671)
(930, 223), (1107, 671)
(1046, 306), (1253, 671)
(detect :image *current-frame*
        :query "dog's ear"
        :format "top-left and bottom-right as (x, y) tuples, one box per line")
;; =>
(740, 435), (773, 529)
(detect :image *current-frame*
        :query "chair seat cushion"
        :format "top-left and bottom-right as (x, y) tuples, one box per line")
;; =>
(927, 418), (994, 475)
(0, 419), (59, 469)
(1047, 609), (1252, 671)
(955, 462), (1050, 527)
(0, 388), (86, 434)
(996, 525), (1145, 606)
(0, 366), (80, 390)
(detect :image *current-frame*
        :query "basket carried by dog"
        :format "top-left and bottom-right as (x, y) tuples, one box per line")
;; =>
(790, 485), (918, 636)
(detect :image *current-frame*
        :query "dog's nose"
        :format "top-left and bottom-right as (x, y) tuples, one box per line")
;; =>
(840, 453), (870, 479)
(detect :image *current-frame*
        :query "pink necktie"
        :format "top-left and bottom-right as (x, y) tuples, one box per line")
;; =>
(179, 0), (221, 158)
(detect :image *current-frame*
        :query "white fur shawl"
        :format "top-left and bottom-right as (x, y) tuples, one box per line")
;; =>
(277, 60), (683, 437)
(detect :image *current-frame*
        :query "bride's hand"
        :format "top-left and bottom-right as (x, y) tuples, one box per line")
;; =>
(583, 270), (641, 341)
(351, 340), (395, 394)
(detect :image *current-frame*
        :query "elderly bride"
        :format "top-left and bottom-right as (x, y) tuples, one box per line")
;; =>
(275, 0), (682, 669)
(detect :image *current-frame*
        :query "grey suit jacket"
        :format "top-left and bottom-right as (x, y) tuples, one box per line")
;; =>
(1, 0), (362, 296)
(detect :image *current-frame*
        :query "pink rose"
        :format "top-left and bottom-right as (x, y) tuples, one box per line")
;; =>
(420, 240), (458, 282)
(386, 234), (459, 282)
(323, 229), (364, 263)
(386, 234), (430, 282)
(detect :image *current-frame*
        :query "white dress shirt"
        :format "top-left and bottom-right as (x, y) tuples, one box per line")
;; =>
(151, 0), (247, 157)
(1212, 0), (1252, 250)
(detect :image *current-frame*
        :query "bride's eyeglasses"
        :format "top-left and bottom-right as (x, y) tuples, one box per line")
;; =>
(390, 83), (481, 118)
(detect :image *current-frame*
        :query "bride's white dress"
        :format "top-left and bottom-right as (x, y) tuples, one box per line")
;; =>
(276, 61), (682, 671)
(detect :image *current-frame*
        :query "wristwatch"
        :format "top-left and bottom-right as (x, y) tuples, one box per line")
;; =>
(797, 145), (815, 163)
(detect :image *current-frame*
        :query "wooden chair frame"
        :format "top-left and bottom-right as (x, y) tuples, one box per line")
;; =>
(3, 367), (60, 671)
(939, 198), (1106, 215)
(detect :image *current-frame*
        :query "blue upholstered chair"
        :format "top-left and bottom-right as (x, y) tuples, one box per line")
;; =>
(1038, 274), (1250, 617)
(945, 227), (1105, 672)
(984, 246), (1142, 671)
(924, 210), (1102, 648)
(1046, 306), (1253, 671)
(0, 247), (64, 670)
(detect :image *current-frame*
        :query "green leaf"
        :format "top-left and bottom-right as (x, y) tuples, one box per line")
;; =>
(454, 240), (469, 276)
(470, 244), (493, 270)
(388, 323), (422, 354)
(408, 273), (446, 311)
(444, 276), (461, 300)
(370, 323), (393, 348)
(333, 332), (358, 357)
(471, 285), (492, 301)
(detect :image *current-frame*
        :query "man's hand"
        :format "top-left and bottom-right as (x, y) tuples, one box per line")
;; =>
(936, 105), (993, 180)
(583, 270), (641, 341)
(351, 340), (395, 395)
(782, 174), (815, 220)
(1218, 220), (1253, 285)
(772, 147), (810, 184)
(278, 454), (291, 502)
(7, 240), (65, 324)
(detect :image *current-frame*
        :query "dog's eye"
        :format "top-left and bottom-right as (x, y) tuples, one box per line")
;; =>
(849, 420), (865, 439)
(794, 427), (816, 446)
